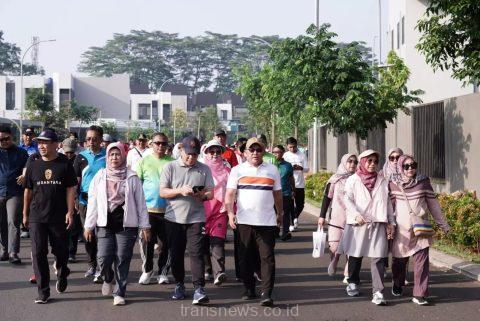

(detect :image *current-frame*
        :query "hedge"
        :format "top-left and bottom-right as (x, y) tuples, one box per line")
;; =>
(305, 174), (480, 254)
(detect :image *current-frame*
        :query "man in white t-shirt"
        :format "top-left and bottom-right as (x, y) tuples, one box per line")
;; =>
(225, 137), (283, 307)
(126, 133), (149, 172)
(283, 137), (308, 230)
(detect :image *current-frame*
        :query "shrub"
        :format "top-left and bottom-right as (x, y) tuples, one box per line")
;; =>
(436, 191), (480, 254)
(305, 171), (333, 204)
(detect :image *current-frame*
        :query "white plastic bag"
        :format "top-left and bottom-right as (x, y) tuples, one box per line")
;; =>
(312, 227), (326, 258)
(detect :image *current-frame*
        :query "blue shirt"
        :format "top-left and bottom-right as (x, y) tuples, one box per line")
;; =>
(278, 159), (294, 197)
(73, 148), (106, 205)
(19, 142), (38, 156)
(0, 145), (28, 198)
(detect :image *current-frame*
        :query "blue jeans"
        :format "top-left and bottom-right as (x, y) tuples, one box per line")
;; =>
(97, 227), (138, 298)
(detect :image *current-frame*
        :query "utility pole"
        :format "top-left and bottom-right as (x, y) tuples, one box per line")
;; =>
(312, 0), (320, 173)
(378, 0), (382, 64)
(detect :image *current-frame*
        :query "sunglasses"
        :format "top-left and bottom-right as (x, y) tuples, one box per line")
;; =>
(152, 141), (168, 146)
(347, 159), (358, 165)
(248, 147), (263, 154)
(403, 162), (418, 170)
(366, 159), (379, 165)
(0, 136), (11, 142)
(389, 155), (400, 161)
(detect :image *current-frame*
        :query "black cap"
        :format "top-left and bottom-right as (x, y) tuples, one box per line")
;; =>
(138, 133), (147, 140)
(37, 129), (58, 142)
(181, 136), (201, 155)
(214, 129), (226, 136)
(23, 127), (35, 135)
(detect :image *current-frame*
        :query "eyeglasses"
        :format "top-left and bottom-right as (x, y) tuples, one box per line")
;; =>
(152, 141), (168, 146)
(0, 136), (11, 142)
(403, 162), (418, 170)
(389, 155), (400, 161)
(366, 159), (379, 165)
(248, 147), (263, 154)
(347, 159), (358, 165)
(208, 149), (222, 155)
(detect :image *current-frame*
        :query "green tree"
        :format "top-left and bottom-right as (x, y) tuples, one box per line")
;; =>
(195, 106), (223, 139)
(100, 121), (119, 140)
(25, 88), (57, 127)
(0, 31), (44, 75)
(416, 1), (480, 84)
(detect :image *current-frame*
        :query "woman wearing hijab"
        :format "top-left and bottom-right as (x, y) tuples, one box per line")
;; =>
(202, 140), (231, 286)
(389, 155), (449, 306)
(381, 148), (404, 182)
(84, 143), (151, 306)
(339, 149), (395, 306)
(318, 153), (358, 284)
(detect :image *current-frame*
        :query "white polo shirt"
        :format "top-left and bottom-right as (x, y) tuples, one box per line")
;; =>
(283, 150), (308, 188)
(126, 147), (148, 172)
(227, 161), (281, 226)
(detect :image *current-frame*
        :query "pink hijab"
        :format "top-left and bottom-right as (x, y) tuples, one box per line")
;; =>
(106, 143), (127, 212)
(204, 154), (230, 204)
(356, 152), (379, 191)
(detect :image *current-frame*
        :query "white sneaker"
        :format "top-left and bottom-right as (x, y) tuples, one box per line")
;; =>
(327, 261), (337, 277)
(371, 291), (387, 306)
(214, 272), (227, 286)
(139, 270), (154, 284)
(293, 218), (298, 228)
(289, 225), (295, 232)
(102, 282), (114, 296)
(113, 296), (126, 306)
(157, 274), (170, 284)
(342, 276), (349, 284)
(154, 243), (160, 251)
(346, 283), (360, 297)
(52, 261), (58, 276)
(204, 272), (213, 281)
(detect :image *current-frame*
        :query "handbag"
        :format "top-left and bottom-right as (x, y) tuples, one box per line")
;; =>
(312, 227), (327, 258)
(398, 185), (435, 237)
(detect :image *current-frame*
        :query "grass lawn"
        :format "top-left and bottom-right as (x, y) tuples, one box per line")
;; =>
(433, 239), (480, 264)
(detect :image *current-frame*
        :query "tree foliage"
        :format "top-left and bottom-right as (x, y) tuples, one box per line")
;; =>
(0, 31), (44, 75)
(78, 30), (273, 93)
(195, 106), (223, 140)
(416, 1), (480, 84)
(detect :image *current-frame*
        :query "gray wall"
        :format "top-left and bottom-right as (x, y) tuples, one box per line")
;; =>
(73, 74), (130, 120)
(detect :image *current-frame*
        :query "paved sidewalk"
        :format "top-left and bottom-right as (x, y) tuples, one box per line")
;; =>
(0, 213), (479, 321)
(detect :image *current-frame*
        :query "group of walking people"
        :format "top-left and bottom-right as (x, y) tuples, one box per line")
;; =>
(319, 148), (450, 306)
(1, 122), (449, 308)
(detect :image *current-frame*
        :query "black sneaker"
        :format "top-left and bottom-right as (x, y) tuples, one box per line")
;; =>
(241, 289), (258, 300)
(9, 253), (21, 265)
(281, 232), (292, 241)
(34, 294), (50, 304)
(391, 285), (403, 297)
(56, 277), (68, 293)
(260, 292), (273, 306)
(0, 251), (8, 261)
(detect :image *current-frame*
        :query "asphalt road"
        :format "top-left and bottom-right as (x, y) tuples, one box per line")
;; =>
(0, 212), (479, 321)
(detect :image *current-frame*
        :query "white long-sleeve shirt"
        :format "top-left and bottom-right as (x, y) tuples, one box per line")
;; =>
(283, 150), (309, 188)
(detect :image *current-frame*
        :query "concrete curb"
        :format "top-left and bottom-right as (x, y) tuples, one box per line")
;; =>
(303, 201), (480, 283)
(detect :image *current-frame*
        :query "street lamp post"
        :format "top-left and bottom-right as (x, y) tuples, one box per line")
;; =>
(157, 77), (175, 131)
(19, 39), (56, 132)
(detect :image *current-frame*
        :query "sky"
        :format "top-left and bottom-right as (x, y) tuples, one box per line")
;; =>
(0, 0), (388, 76)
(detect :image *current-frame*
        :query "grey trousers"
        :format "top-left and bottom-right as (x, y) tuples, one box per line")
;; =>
(0, 196), (22, 254)
(203, 236), (226, 277)
(97, 227), (138, 298)
(348, 256), (386, 293)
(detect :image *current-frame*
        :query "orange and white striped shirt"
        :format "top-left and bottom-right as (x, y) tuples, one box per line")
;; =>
(227, 161), (281, 226)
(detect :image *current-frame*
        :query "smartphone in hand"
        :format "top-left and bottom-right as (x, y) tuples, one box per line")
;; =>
(192, 186), (205, 194)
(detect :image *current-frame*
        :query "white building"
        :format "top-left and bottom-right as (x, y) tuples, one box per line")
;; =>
(0, 74), (45, 121)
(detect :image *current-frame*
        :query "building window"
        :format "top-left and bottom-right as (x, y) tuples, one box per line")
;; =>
(6, 82), (15, 110)
(413, 102), (446, 179)
(59, 88), (70, 108)
(152, 100), (158, 119)
(162, 104), (171, 122)
(397, 22), (400, 49)
(138, 103), (151, 120)
(391, 30), (394, 50)
(221, 110), (228, 121)
(401, 16), (405, 44)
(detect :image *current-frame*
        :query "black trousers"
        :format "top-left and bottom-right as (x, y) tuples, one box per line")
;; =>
(30, 222), (70, 297)
(282, 196), (294, 235)
(140, 213), (170, 275)
(68, 213), (82, 257)
(293, 188), (305, 220)
(234, 229), (261, 279)
(79, 204), (97, 269)
(166, 221), (205, 288)
(237, 224), (276, 295)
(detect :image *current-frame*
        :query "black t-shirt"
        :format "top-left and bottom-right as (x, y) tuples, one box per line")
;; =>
(23, 154), (77, 223)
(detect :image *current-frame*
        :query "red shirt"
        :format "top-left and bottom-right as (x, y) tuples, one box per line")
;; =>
(222, 148), (238, 168)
